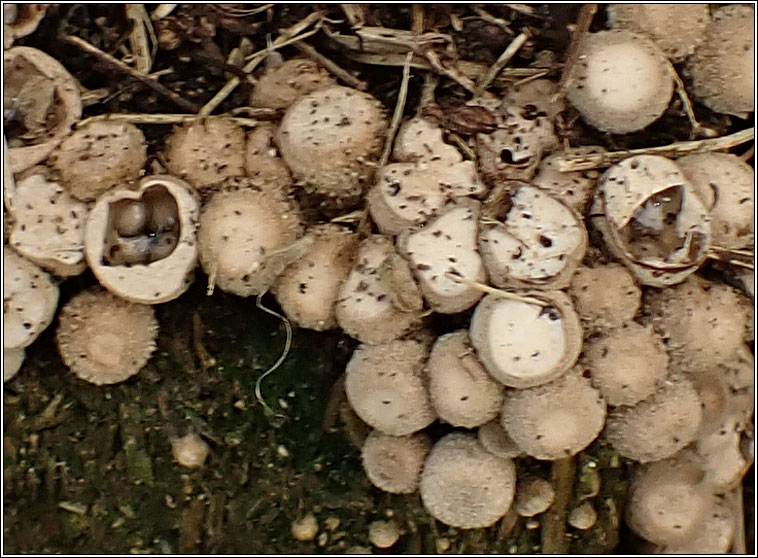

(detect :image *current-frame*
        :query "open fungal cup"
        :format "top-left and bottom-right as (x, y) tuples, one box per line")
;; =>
(565, 30), (673, 134)
(4, 46), (82, 173)
(480, 184), (587, 290)
(85, 175), (199, 304)
(470, 291), (582, 389)
(593, 155), (711, 287)
(56, 288), (158, 385)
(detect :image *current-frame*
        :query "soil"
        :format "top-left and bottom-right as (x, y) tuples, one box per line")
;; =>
(3, 4), (754, 554)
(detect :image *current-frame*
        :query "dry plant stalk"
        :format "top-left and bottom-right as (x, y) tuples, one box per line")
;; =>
(125, 4), (157, 74)
(668, 61), (715, 139)
(76, 113), (266, 128)
(379, 51), (414, 167)
(444, 273), (548, 307)
(541, 457), (576, 554)
(557, 4), (598, 97)
(293, 41), (367, 90)
(475, 32), (529, 96)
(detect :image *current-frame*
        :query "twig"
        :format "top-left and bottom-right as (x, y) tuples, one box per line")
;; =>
(254, 293), (291, 420)
(542, 457), (576, 554)
(668, 61), (715, 139)
(340, 4), (365, 28)
(293, 41), (367, 90)
(125, 4), (155, 74)
(446, 133), (476, 160)
(505, 4), (537, 16)
(444, 273), (548, 306)
(411, 4), (425, 34)
(379, 51), (414, 167)
(740, 145), (754, 162)
(330, 209), (367, 224)
(424, 49), (478, 93)
(474, 32), (529, 96)
(732, 485), (746, 554)
(151, 4), (177, 20)
(472, 6), (513, 33)
(554, 127), (755, 172)
(62, 34), (199, 112)
(199, 11), (323, 115)
(556, 4), (597, 98)
(76, 113), (265, 128)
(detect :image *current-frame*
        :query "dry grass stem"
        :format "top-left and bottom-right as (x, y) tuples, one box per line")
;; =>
(424, 49), (478, 93)
(412, 4), (425, 34)
(668, 61), (715, 139)
(340, 4), (365, 28)
(150, 4), (177, 20)
(554, 127), (755, 172)
(740, 145), (754, 162)
(472, 7), (513, 32)
(254, 293), (292, 420)
(125, 4), (156, 74)
(557, 4), (598, 98)
(379, 51), (414, 167)
(293, 41), (367, 90)
(443, 273), (548, 306)
(475, 32), (529, 96)
(505, 4), (537, 16)
(76, 113), (263, 128)
(541, 457), (576, 554)
(330, 209), (367, 224)
(446, 133), (476, 160)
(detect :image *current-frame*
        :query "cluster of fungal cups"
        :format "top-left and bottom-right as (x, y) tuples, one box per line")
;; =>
(2, 5), (754, 549)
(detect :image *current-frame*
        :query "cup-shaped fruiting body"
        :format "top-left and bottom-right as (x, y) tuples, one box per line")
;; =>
(477, 419), (525, 459)
(659, 494), (736, 554)
(250, 58), (336, 110)
(198, 185), (304, 297)
(607, 4), (709, 62)
(687, 5), (754, 115)
(3, 247), (59, 350)
(419, 432), (516, 529)
(8, 173), (88, 276)
(172, 433), (210, 468)
(361, 430), (431, 494)
(568, 264), (641, 330)
(277, 85), (388, 198)
(50, 120), (147, 202)
(345, 338), (436, 436)
(605, 375), (702, 462)
(593, 155), (711, 287)
(566, 31), (673, 134)
(4, 347), (25, 382)
(515, 477), (555, 517)
(480, 184), (587, 290)
(583, 322), (668, 407)
(4, 46), (82, 173)
(56, 288), (158, 385)
(470, 291), (583, 388)
(272, 224), (358, 331)
(244, 124), (292, 195)
(3, 4), (46, 46)
(85, 175), (199, 304)
(427, 331), (505, 428)
(500, 371), (606, 460)
(645, 276), (748, 372)
(676, 153), (754, 250)
(397, 199), (486, 314)
(625, 458), (712, 546)
(335, 235), (423, 344)
(531, 147), (605, 215)
(164, 118), (246, 189)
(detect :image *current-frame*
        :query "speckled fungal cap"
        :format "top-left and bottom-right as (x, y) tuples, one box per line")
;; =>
(477, 419), (525, 459)
(531, 147), (605, 215)
(625, 457), (711, 546)
(645, 275), (748, 372)
(277, 85), (388, 198)
(502, 79), (565, 121)
(398, 198), (485, 314)
(480, 184), (587, 290)
(676, 153), (754, 250)
(272, 224), (358, 331)
(56, 288), (158, 385)
(164, 118), (246, 189)
(594, 155), (711, 287)
(695, 415), (747, 490)
(3, 4), (46, 46)
(419, 432), (516, 529)
(50, 120), (146, 202)
(85, 175), (199, 304)
(8, 173), (88, 276)
(500, 371), (606, 460)
(361, 430), (431, 494)
(198, 185), (304, 297)
(470, 291), (582, 388)
(427, 331), (505, 428)
(391, 116), (467, 166)
(687, 4), (754, 115)
(515, 476), (555, 517)
(244, 124), (292, 195)
(568, 264), (641, 330)
(659, 494), (736, 554)
(344, 338), (436, 436)
(583, 322), (668, 407)
(250, 58), (336, 110)
(4, 347), (25, 382)
(566, 30), (673, 133)
(605, 375), (702, 462)
(4, 46), (82, 173)
(607, 4), (709, 61)
(3, 247), (58, 350)
(335, 235), (423, 344)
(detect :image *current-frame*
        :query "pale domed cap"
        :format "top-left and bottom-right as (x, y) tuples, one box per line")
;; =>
(56, 288), (158, 385)
(607, 4), (709, 61)
(345, 338), (435, 436)
(568, 501), (597, 530)
(568, 264), (641, 330)
(515, 476), (555, 517)
(244, 124), (292, 195)
(605, 376), (702, 462)
(250, 58), (335, 110)
(277, 85), (388, 198)
(165, 118), (246, 189)
(566, 30), (673, 133)
(419, 432), (516, 529)
(50, 120), (146, 202)
(427, 330), (504, 428)
(658, 493), (736, 554)
(500, 371), (606, 460)
(687, 5), (754, 115)
(3, 247), (58, 350)
(368, 520), (400, 549)
(477, 419), (525, 459)
(361, 430), (431, 494)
